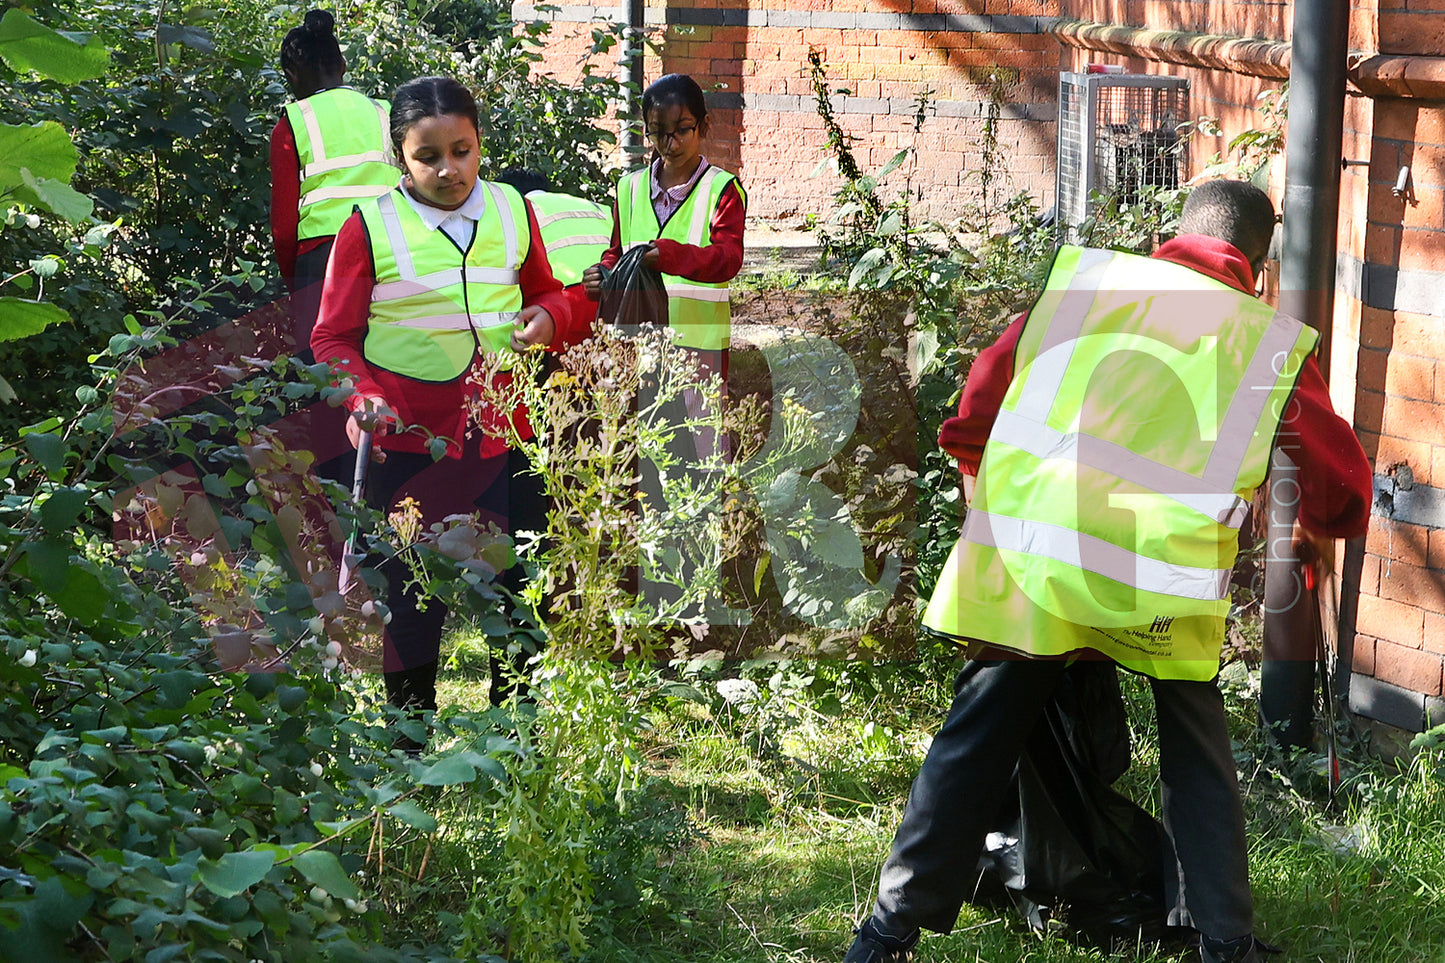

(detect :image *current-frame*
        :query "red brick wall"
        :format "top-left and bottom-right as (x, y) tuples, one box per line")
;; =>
(515, 1), (1062, 221)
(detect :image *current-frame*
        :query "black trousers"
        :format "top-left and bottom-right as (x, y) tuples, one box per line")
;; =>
(873, 651), (1253, 941)
(365, 446), (546, 711)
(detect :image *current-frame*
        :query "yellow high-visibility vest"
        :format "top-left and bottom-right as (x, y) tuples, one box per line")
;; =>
(525, 190), (610, 287)
(283, 87), (396, 240)
(924, 245), (1319, 681)
(616, 165), (744, 351)
(356, 183), (529, 382)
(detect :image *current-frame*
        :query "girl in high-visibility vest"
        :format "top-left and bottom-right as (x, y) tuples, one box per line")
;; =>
(311, 76), (574, 745)
(269, 9), (396, 355)
(583, 73), (747, 386)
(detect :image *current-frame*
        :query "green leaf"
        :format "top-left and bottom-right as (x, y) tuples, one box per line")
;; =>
(16, 168), (92, 222)
(39, 487), (88, 533)
(291, 849), (362, 900)
(23, 430), (66, 473)
(878, 149), (910, 178)
(416, 754), (476, 786)
(386, 800), (438, 832)
(0, 10), (109, 83)
(51, 566), (106, 624)
(0, 298), (70, 343)
(156, 23), (214, 52)
(813, 516), (865, 569)
(196, 850), (275, 899)
(0, 121), (79, 188)
(21, 538), (69, 592)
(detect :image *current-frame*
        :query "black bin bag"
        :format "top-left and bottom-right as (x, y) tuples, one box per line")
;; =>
(968, 660), (1189, 948)
(598, 243), (669, 329)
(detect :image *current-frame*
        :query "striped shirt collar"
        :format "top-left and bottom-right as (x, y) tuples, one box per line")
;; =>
(651, 156), (709, 221)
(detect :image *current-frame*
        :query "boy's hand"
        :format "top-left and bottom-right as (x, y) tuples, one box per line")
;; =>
(1293, 520), (1335, 588)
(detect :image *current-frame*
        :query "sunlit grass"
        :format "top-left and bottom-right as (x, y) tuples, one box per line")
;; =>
(407, 630), (1445, 962)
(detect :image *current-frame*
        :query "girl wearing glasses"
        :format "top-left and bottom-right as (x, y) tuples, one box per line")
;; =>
(583, 73), (747, 386)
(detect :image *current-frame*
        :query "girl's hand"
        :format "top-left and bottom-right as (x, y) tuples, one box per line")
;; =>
(347, 394), (393, 462)
(582, 263), (604, 298)
(512, 305), (555, 352)
(640, 242), (661, 270)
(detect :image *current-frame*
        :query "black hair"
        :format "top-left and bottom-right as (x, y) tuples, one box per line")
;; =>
(494, 168), (553, 195)
(280, 9), (344, 80)
(389, 77), (480, 154)
(641, 73), (708, 128)
(1178, 179), (1276, 270)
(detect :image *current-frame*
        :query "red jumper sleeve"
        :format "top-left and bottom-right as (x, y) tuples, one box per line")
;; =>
(650, 180), (746, 283)
(599, 198), (623, 273)
(938, 314), (1026, 476)
(309, 211), (381, 415)
(517, 198), (573, 346)
(1284, 356), (1373, 539)
(270, 116), (300, 284)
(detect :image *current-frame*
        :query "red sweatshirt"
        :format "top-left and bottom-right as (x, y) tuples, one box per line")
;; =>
(939, 235), (1373, 539)
(269, 116), (334, 285)
(310, 192), (575, 459)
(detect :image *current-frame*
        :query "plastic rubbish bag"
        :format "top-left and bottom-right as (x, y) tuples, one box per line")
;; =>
(969, 661), (1186, 947)
(598, 243), (669, 328)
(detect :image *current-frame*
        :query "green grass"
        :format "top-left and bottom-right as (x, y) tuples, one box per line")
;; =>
(399, 631), (1445, 962)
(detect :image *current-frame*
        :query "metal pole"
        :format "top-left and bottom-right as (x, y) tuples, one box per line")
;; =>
(1263, 0), (1351, 748)
(621, 0), (646, 163)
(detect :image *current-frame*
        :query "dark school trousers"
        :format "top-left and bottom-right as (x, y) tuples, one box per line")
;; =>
(365, 446), (546, 710)
(873, 651), (1254, 941)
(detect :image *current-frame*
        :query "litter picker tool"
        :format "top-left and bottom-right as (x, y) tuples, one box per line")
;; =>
(338, 430), (372, 596)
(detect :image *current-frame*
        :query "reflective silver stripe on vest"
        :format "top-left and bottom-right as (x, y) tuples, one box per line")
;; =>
(376, 193), (416, 281)
(295, 98), (393, 176)
(393, 311), (519, 331)
(666, 281), (731, 302)
(300, 183), (395, 207)
(967, 509), (1232, 601)
(686, 168), (726, 245)
(1014, 248), (1114, 425)
(302, 150), (393, 178)
(534, 207), (607, 227)
(485, 182), (520, 269)
(371, 267), (522, 303)
(988, 408), (1251, 528)
(1202, 312), (1309, 488)
(549, 234), (610, 250)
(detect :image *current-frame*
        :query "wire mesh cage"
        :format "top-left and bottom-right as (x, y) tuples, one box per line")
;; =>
(1056, 73), (1190, 241)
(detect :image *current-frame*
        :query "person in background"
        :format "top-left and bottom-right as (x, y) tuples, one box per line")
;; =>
(311, 76), (573, 740)
(270, 8), (396, 357)
(844, 180), (1373, 963)
(582, 72), (746, 387)
(495, 169), (608, 344)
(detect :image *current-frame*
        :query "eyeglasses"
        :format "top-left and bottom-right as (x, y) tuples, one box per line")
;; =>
(644, 124), (698, 144)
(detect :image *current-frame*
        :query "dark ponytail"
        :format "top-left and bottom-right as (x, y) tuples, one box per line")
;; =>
(641, 73), (708, 128)
(280, 9), (344, 78)
(389, 77), (480, 155)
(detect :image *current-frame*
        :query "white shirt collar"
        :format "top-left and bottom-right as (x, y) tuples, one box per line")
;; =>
(398, 179), (489, 231)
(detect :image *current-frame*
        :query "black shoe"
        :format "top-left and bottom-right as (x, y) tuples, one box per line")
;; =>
(1200, 934), (1273, 963)
(843, 919), (917, 963)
